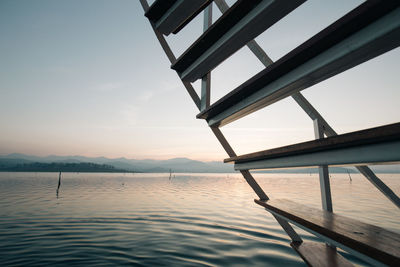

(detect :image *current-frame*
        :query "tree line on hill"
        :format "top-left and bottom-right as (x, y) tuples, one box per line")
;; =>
(0, 162), (132, 173)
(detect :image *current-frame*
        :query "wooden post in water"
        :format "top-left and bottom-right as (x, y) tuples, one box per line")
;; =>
(56, 171), (61, 198)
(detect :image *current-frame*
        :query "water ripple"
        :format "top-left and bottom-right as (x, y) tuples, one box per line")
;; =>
(0, 172), (398, 266)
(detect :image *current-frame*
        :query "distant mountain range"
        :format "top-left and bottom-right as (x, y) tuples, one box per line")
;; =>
(0, 153), (233, 173)
(0, 153), (399, 173)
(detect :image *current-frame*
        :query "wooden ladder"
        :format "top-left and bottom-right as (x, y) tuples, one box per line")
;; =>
(141, 1), (400, 265)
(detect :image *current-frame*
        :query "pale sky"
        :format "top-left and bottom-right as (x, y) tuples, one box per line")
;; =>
(1, 0), (399, 161)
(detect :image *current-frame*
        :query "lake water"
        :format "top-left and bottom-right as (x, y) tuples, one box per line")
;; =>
(0, 172), (399, 266)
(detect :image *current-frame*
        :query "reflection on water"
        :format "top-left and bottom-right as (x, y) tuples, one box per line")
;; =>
(0, 172), (398, 266)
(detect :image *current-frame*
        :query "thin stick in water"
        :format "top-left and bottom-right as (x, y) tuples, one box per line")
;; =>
(56, 171), (62, 198)
(347, 169), (352, 182)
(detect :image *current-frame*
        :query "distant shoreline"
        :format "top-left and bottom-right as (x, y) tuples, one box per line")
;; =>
(0, 170), (137, 173)
(1, 170), (398, 174)
(1, 154), (399, 173)
(0, 162), (132, 173)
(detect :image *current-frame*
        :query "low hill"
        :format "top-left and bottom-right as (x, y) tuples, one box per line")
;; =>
(0, 154), (398, 173)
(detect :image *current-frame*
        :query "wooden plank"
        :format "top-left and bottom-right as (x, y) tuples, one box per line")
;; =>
(145, 0), (211, 35)
(225, 122), (400, 163)
(197, 1), (400, 127)
(291, 241), (354, 267)
(255, 199), (400, 266)
(145, 0), (177, 22)
(234, 141), (400, 170)
(171, 0), (305, 81)
(171, 0), (213, 35)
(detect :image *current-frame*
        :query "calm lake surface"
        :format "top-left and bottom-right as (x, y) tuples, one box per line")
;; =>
(0, 172), (399, 266)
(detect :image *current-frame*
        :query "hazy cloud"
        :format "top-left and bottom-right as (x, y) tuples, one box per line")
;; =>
(138, 90), (155, 102)
(93, 82), (125, 92)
